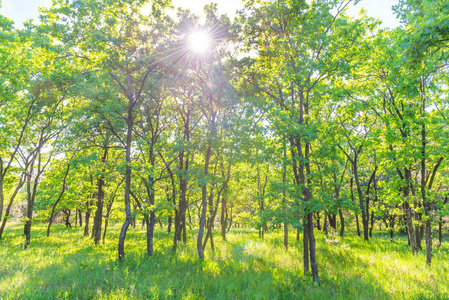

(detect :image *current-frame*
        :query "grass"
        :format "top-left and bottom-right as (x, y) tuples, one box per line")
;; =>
(0, 223), (448, 299)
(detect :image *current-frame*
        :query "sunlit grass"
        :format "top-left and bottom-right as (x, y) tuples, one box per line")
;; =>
(0, 223), (448, 299)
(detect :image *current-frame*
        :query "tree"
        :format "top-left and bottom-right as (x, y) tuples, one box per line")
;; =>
(42, 0), (173, 260)
(239, 0), (372, 283)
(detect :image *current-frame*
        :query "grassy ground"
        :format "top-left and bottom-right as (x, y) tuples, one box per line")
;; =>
(0, 223), (448, 299)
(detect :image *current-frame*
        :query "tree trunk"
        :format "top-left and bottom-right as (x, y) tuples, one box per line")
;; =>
(92, 178), (104, 244)
(118, 102), (134, 261)
(0, 172), (3, 222)
(351, 178), (360, 237)
(92, 147), (108, 245)
(402, 167), (418, 254)
(415, 205), (422, 251)
(404, 202), (417, 253)
(145, 174), (156, 256)
(338, 209), (344, 237)
(323, 215), (328, 236)
(328, 214), (337, 229)
(64, 209), (71, 227)
(421, 120), (432, 265)
(389, 216), (395, 241)
(227, 204), (233, 233)
(221, 192), (227, 241)
(282, 146), (288, 250)
(47, 158), (72, 237)
(204, 189), (215, 249)
(353, 158), (369, 241)
(0, 174), (25, 239)
(308, 212), (319, 283)
(24, 168), (33, 248)
(197, 108), (216, 259)
(84, 201), (91, 237)
(303, 219), (309, 274)
(369, 211), (374, 238)
(204, 186), (228, 251)
(173, 111), (189, 252)
(197, 144), (211, 260)
(102, 217), (109, 245)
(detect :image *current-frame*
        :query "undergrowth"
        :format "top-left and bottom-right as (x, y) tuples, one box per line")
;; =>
(0, 223), (447, 299)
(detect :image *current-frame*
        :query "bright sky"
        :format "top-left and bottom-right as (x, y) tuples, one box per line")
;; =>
(0, 0), (400, 29)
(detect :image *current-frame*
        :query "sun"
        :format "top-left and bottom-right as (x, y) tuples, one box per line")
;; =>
(188, 31), (210, 53)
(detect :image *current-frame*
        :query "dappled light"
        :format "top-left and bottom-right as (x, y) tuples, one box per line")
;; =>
(2, 224), (448, 298)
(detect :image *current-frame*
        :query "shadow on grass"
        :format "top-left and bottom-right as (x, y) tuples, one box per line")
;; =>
(1, 224), (440, 299)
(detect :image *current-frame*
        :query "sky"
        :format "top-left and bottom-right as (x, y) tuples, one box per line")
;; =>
(0, 0), (401, 29)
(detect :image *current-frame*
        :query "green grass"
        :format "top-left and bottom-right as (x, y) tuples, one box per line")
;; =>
(1, 223), (448, 299)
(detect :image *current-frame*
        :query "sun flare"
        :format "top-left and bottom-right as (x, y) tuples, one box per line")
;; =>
(188, 31), (210, 53)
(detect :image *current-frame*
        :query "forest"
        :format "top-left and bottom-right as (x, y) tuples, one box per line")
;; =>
(1, 0), (449, 298)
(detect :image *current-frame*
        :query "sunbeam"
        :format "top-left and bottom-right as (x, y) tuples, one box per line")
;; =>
(188, 31), (210, 53)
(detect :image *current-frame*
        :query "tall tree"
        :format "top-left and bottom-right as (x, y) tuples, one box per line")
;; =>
(42, 0), (172, 260)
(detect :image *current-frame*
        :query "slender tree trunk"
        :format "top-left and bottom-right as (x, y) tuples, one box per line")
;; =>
(92, 178), (104, 244)
(7, 134), (45, 248)
(64, 209), (71, 227)
(183, 207), (188, 243)
(168, 216), (172, 233)
(355, 213), (360, 236)
(303, 219), (309, 274)
(339, 209), (344, 237)
(167, 186), (172, 233)
(402, 168), (418, 254)
(102, 215), (108, 244)
(118, 103), (134, 261)
(227, 204), (233, 233)
(146, 174), (156, 256)
(389, 216), (395, 240)
(415, 204), (422, 251)
(84, 201), (91, 237)
(197, 108), (216, 259)
(353, 158), (369, 241)
(351, 179), (360, 237)
(308, 212), (319, 283)
(282, 145), (288, 250)
(328, 214), (337, 229)
(24, 167), (33, 248)
(197, 144), (212, 260)
(92, 147), (108, 245)
(0, 171), (3, 222)
(221, 192), (227, 240)
(421, 119), (432, 265)
(323, 215), (328, 236)
(204, 189), (214, 249)
(0, 174), (26, 239)
(204, 186), (228, 251)
(47, 158), (72, 237)
(369, 211), (374, 238)
(173, 111), (189, 251)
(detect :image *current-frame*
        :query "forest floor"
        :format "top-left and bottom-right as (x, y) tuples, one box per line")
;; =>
(0, 223), (448, 299)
